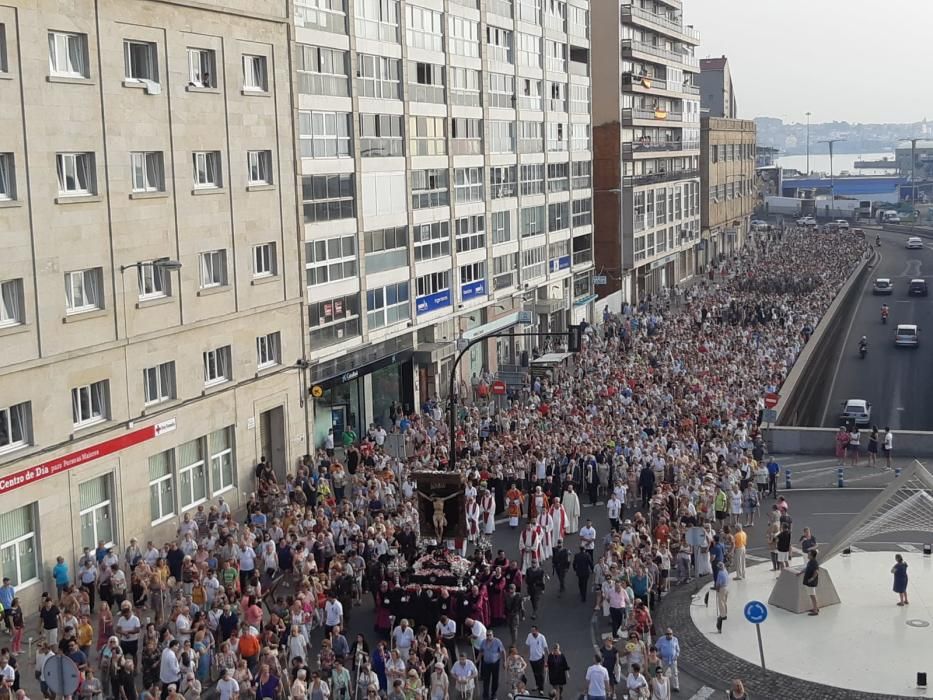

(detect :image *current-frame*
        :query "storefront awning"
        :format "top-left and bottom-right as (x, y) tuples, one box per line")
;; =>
(573, 293), (598, 307)
(412, 341), (456, 364)
(462, 311), (526, 341)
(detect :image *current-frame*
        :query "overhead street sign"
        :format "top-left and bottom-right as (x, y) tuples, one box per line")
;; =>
(593, 275), (608, 286)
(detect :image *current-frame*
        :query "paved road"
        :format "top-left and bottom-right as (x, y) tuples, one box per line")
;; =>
(820, 226), (933, 430)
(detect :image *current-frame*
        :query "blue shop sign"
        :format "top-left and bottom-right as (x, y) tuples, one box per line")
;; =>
(549, 255), (571, 273)
(416, 289), (451, 315)
(461, 279), (486, 302)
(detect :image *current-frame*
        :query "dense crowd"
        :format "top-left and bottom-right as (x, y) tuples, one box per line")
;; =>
(0, 228), (867, 700)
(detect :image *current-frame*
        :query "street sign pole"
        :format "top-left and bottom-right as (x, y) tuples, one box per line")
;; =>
(755, 623), (766, 670)
(743, 600), (768, 670)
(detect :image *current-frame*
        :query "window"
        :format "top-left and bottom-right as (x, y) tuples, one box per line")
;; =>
(56, 152), (96, 196)
(302, 173), (355, 223)
(547, 81), (566, 112)
(0, 402), (30, 454)
(572, 160), (591, 189)
(548, 201), (569, 231)
(253, 242), (277, 278)
(186, 47), (216, 88)
(520, 204), (545, 237)
(520, 164), (545, 196)
(545, 39), (566, 73)
(203, 346), (232, 386)
(79, 476), (113, 550)
(460, 261), (485, 286)
(571, 123), (590, 151)
(294, 0), (347, 34)
(364, 226), (408, 273)
(519, 121), (543, 153)
(359, 114), (404, 157)
(414, 221), (451, 261)
(130, 152), (164, 193)
(486, 25), (513, 64)
(449, 67), (481, 106)
(137, 262), (171, 300)
(406, 5), (444, 52)
(410, 61), (445, 104)
(570, 83), (589, 114)
(192, 151), (222, 189)
(247, 150), (273, 185)
(408, 116), (446, 156)
(199, 250), (228, 288)
(411, 169), (448, 209)
(454, 167), (483, 203)
(517, 0), (541, 23)
(521, 245), (546, 281)
(149, 450), (175, 524)
(305, 235), (357, 286)
(517, 32), (540, 68)
(357, 54), (401, 99)
(448, 15), (479, 58)
(256, 332), (281, 369)
(547, 162), (569, 193)
(296, 45), (349, 97)
(299, 111), (352, 158)
(0, 25), (7, 73)
(0, 506), (38, 586)
(242, 54), (268, 92)
(123, 40), (158, 83)
(48, 31), (88, 78)
(549, 240), (570, 270)
(572, 197), (592, 227)
(367, 282), (410, 329)
(308, 293), (361, 346)
(356, 0), (400, 42)
(518, 78), (542, 111)
(456, 215), (485, 252)
(451, 118), (482, 155)
(568, 5), (589, 37)
(546, 121), (566, 151)
(416, 271), (450, 304)
(488, 121), (515, 154)
(143, 362), (175, 406)
(493, 252), (518, 290)
(0, 153), (14, 200)
(490, 210), (512, 244)
(487, 73), (514, 109)
(490, 165), (517, 199)
(71, 380), (110, 428)
(178, 439), (207, 509)
(65, 268), (103, 314)
(210, 427), (235, 494)
(0, 279), (24, 328)
(545, 0), (566, 30)
(572, 232), (592, 263)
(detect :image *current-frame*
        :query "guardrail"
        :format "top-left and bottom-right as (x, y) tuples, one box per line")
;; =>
(774, 249), (874, 428)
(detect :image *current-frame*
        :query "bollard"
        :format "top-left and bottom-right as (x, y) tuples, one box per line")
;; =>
(785, 468), (791, 490)
(837, 467), (845, 488)
(896, 467), (902, 478)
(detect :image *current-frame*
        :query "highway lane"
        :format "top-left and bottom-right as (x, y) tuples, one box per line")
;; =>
(820, 227), (933, 430)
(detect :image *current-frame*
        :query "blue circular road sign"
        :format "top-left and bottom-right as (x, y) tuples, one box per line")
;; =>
(744, 600), (768, 624)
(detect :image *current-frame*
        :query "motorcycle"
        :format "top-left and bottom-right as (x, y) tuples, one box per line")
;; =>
(859, 343), (868, 359)
(882, 312), (888, 325)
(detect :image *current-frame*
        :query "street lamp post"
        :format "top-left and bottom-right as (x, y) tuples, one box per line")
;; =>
(818, 138), (845, 219)
(805, 112), (811, 175)
(117, 258), (183, 338)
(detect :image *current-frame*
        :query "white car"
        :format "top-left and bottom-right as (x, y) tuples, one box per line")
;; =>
(751, 220), (768, 231)
(833, 219), (850, 230)
(840, 399), (871, 426)
(895, 323), (919, 347)
(906, 237), (923, 249)
(796, 216), (816, 227)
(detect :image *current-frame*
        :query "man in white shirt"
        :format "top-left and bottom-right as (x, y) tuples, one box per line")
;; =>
(324, 593), (344, 636)
(463, 617), (486, 653)
(174, 606), (192, 644)
(883, 427), (893, 469)
(115, 602), (141, 660)
(524, 626), (548, 692)
(580, 520), (597, 562)
(216, 667), (240, 700)
(450, 653), (478, 695)
(584, 654), (610, 700)
(160, 640), (182, 693)
(392, 618), (415, 657)
(606, 494), (622, 532)
(435, 615), (457, 659)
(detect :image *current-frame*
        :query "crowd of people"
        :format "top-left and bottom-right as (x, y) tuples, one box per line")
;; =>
(0, 228), (867, 700)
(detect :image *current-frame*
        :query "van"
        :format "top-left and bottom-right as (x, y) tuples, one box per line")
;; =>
(895, 324), (919, 347)
(883, 211), (901, 223)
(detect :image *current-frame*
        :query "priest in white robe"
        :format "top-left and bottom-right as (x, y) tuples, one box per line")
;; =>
(562, 484), (581, 534)
(519, 522), (541, 571)
(479, 488), (496, 535)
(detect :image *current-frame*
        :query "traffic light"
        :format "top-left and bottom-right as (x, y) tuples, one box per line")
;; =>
(568, 324), (583, 352)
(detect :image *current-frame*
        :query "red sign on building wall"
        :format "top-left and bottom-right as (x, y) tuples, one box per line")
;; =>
(0, 418), (176, 495)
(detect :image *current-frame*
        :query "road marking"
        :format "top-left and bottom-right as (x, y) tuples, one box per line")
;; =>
(688, 687), (716, 700)
(782, 458), (839, 468)
(811, 512), (860, 515)
(848, 545), (865, 553)
(898, 543), (920, 552)
(746, 554), (770, 562)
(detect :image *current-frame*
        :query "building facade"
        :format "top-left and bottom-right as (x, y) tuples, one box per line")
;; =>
(698, 55), (735, 119)
(700, 117), (757, 264)
(294, 0), (595, 444)
(591, 0), (701, 307)
(0, 0), (302, 609)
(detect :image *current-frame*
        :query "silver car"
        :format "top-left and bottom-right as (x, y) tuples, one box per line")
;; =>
(840, 399), (871, 426)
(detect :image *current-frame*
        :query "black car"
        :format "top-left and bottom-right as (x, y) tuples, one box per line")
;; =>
(908, 279), (929, 297)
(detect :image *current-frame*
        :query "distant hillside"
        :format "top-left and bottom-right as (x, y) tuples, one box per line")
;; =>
(755, 117), (931, 155)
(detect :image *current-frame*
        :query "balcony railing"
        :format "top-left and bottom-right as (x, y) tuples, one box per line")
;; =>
(487, 0), (513, 18)
(621, 4), (701, 42)
(622, 107), (684, 123)
(623, 168), (699, 187)
(624, 140), (699, 154)
(621, 39), (700, 68)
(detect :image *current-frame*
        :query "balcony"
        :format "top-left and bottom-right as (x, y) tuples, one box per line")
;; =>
(622, 107), (684, 124)
(623, 168), (699, 187)
(621, 4), (701, 43)
(624, 140), (699, 155)
(621, 39), (700, 69)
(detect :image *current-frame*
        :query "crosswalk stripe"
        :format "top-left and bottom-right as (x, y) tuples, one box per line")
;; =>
(688, 687), (716, 700)
(849, 545), (864, 553)
(898, 543), (920, 552)
(746, 554), (769, 562)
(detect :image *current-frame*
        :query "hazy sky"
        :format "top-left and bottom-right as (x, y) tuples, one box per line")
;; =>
(683, 0), (931, 124)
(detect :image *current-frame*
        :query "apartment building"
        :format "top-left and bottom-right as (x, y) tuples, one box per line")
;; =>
(591, 0), (701, 306)
(293, 0), (595, 443)
(0, 0), (300, 608)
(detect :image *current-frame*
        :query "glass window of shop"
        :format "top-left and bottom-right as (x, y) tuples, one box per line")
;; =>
(79, 475), (114, 550)
(371, 363), (404, 428)
(313, 380), (363, 451)
(0, 504), (38, 587)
